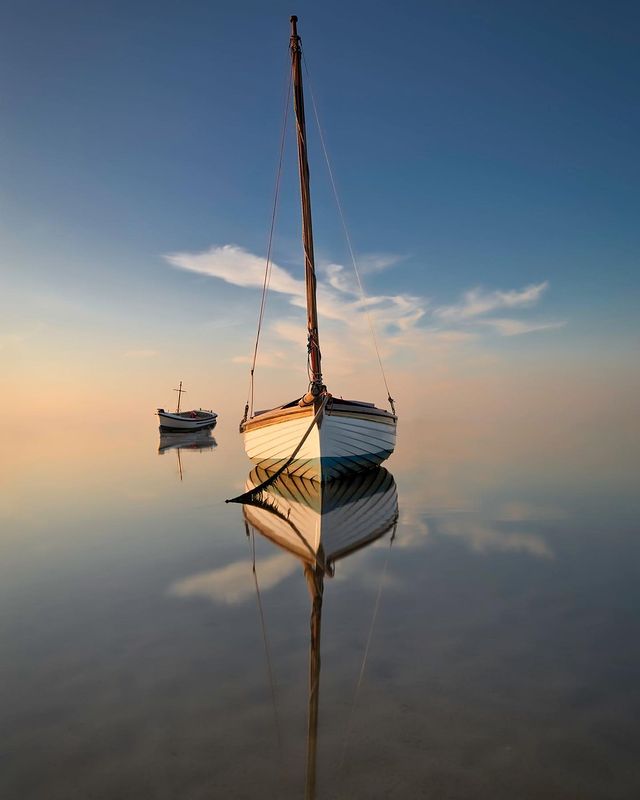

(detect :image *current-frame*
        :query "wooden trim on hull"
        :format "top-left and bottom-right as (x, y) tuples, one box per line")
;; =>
(326, 398), (396, 423)
(247, 451), (394, 483)
(240, 403), (314, 433)
(241, 395), (396, 482)
(326, 409), (396, 425)
(240, 396), (396, 433)
(159, 423), (217, 431)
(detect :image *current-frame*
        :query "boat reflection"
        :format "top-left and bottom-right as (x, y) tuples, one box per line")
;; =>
(234, 466), (398, 799)
(158, 427), (217, 481)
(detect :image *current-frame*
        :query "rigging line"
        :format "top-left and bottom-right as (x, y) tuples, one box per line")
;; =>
(338, 520), (398, 772)
(247, 523), (285, 768)
(245, 60), (293, 420)
(228, 394), (328, 504)
(302, 54), (396, 415)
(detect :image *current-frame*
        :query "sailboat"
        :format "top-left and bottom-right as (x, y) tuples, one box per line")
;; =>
(239, 17), (397, 483)
(235, 466), (398, 798)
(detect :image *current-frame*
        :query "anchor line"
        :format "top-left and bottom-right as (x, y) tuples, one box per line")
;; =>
(228, 395), (328, 504)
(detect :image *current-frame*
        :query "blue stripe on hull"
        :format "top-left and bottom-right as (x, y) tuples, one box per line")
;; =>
(250, 449), (394, 483)
(319, 450), (394, 481)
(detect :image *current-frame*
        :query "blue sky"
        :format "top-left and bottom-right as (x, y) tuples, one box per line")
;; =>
(1, 0), (639, 417)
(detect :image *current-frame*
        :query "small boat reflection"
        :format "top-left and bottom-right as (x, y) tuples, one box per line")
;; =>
(158, 427), (217, 454)
(158, 427), (217, 481)
(233, 466), (398, 799)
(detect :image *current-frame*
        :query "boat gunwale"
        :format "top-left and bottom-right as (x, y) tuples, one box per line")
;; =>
(157, 409), (217, 421)
(240, 403), (314, 432)
(327, 409), (397, 425)
(241, 397), (396, 434)
(327, 398), (396, 422)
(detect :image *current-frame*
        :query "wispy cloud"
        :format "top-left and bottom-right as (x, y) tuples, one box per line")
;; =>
(435, 282), (549, 322)
(165, 244), (305, 297)
(351, 252), (405, 275)
(165, 244), (424, 338)
(478, 318), (566, 336)
(163, 246), (564, 370)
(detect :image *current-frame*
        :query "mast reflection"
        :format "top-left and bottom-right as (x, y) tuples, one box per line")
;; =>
(234, 467), (398, 799)
(158, 427), (217, 481)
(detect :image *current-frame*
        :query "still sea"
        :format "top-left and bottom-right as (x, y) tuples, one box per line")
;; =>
(1, 414), (639, 799)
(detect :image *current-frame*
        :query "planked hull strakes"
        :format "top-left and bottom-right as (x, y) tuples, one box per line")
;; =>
(241, 397), (396, 483)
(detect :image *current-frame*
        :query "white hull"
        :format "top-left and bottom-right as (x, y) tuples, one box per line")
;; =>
(241, 398), (396, 482)
(157, 409), (218, 431)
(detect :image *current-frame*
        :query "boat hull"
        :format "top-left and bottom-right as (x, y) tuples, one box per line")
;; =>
(241, 398), (396, 482)
(157, 410), (218, 431)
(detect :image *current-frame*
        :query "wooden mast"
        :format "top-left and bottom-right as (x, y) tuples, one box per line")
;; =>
(290, 16), (324, 397)
(173, 380), (185, 413)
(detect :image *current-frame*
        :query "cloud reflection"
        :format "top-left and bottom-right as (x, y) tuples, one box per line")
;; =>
(435, 517), (553, 558)
(168, 553), (296, 605)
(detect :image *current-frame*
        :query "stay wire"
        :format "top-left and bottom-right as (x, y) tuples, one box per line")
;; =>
(245, 60), (293, 420)
(302, 54), (396, 415)
(338, 522), (398, 773)
(247, 524), (285, 771)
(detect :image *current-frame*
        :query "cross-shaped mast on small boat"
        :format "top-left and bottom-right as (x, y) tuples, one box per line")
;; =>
(173, 381), (187, 413)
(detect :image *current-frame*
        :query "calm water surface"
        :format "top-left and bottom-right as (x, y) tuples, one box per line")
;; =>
(1, 415), (639, 799)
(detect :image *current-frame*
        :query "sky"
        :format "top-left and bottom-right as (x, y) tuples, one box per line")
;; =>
(1, 0), (638, 435)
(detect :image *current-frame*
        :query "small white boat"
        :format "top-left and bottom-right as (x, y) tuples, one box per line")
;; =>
(239, 17), (397, 484)
(157, 381), (218, 431)
(157, 409), (217, 431)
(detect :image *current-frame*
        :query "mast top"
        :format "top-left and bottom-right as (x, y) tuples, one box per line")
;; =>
(173, 380), (186, 413)
(290, 15), (300, 49)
